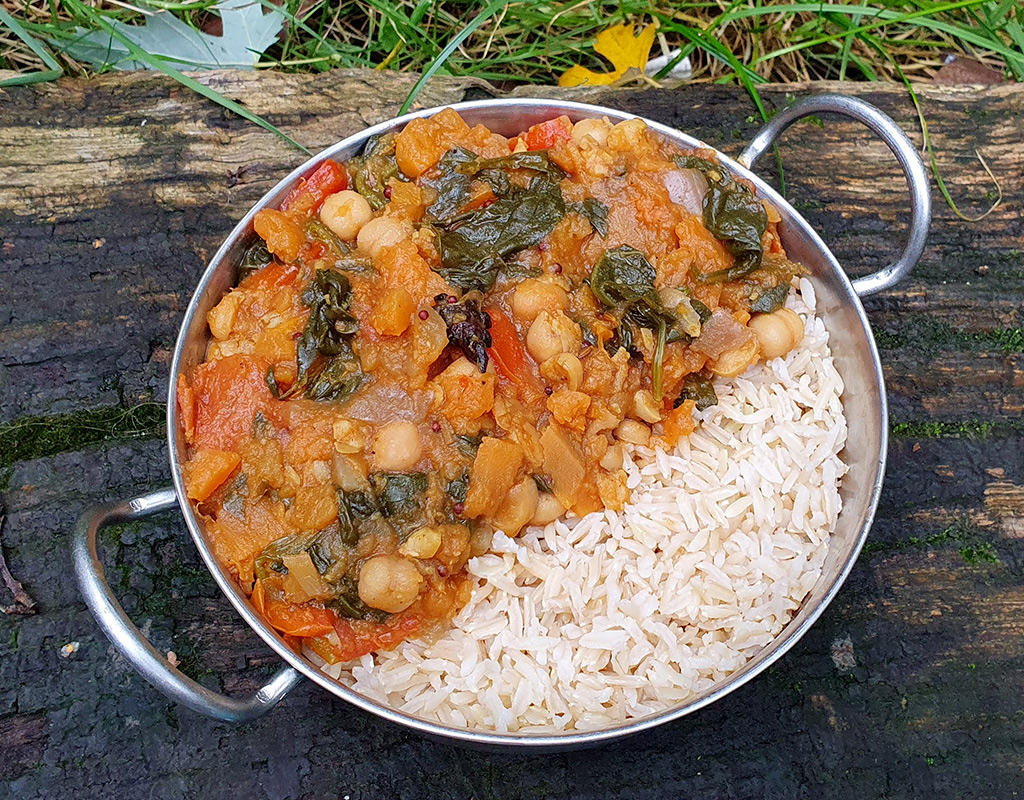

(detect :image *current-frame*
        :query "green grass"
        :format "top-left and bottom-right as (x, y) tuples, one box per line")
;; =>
(0, 404), (165, 471)
(4, 2), (1020, 88)
(862, 515), (1001, 564)
(874, 318), (1024, 357)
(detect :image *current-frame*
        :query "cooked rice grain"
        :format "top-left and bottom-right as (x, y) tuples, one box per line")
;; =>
(327, 279), (847, 732)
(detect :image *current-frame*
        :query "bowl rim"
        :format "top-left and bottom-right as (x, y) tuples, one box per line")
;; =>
(167, 97), (887, 748)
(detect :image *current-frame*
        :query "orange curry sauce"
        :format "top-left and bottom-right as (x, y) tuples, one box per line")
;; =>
(177, 110), (804, 664)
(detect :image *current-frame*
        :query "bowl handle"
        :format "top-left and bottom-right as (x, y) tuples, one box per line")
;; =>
(737, 93), (931, 297)
(72, 487), (303, 721)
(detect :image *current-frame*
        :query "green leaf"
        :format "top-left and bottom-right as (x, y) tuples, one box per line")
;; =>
(269, 269), (362, 401)
(589, 245), (690, 400)
(370, 472), (429, 539)
(237, 237), (272, 283)
(749, 283), (792, 314)
(571, 198), (610, 237)
(351, 133), (402, 211)
(399, 0), (507, 115)
(423, 147), (480, 223)
(0, 8), (63, 87)
(674, 155), (767, 282)
(57, 0), (284, 71)
(676, 372), (719, 411)
(436, 177), (565, 292)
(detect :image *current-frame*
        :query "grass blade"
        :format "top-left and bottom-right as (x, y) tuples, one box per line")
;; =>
(0, 7), (63, 87)
(399, 0), (507, 115)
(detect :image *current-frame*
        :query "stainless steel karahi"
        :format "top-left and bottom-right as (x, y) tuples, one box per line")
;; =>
(73, 94), (930, 748)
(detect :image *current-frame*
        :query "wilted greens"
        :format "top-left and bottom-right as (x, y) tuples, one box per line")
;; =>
(423, 149), (567, 291)
(266, 269), (363, 402)
(589, 245), (696, 400)
(675, 155), (768, 283)
(351, 132), (401, 211)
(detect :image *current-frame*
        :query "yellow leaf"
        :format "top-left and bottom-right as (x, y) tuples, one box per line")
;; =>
(559, 23), (657, 87)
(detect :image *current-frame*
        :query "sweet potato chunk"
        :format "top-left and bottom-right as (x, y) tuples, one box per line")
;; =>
(184, 449), (241, 502)
(540, 424), (586, 512)
(463, 437), (525, 519)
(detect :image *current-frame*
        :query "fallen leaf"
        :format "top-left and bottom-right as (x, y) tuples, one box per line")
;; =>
(933, 55), (1004, 86)
(559, 23), (657, 87)
(55, 0), (284, 71)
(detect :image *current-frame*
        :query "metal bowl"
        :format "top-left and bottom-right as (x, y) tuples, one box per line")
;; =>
(74, 95), (930, 749)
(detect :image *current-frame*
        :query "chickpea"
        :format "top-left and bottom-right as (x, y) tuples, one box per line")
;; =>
(511, 278), (569, 323)
(358, 555), (424, 613)
(571, 117), (613, 147)
(633, 389), (663, 424)
(530, 492), (565, 527)
(356, 216), (411, 260)
(615, 419), (651, 447)
(319, 190), (373, 241)
(749, 308), (804, 360)
(526, 310), (582, 363)
(607, 118), (647, 150)
(371, 421), (422, 471)
(492, 478), (540, 537)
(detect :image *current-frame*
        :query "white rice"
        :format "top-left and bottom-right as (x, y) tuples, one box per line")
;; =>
(319, 277), (847, 732)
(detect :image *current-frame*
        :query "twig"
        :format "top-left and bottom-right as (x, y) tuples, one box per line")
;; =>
(0, 504), (37, 616)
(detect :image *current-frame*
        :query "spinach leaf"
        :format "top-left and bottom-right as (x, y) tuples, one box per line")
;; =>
(327, 576), (390, 623)
(372, 472), (428, 516)
(267, 269), (363, 402)
(253, 533), (310, 581)
(237, 238), (272, 283)
(304, 358), (362, 403)
(457, 151), (566, 179)
(435, 176), (566, 291)
(305, 218), (349, 254)
(675, 371), (718, 411)
(370, 472), (429, 540)
(446, 473), (468, 504)
(306, 525), (349, 581)
(590, 246), (697, 399)
(423, 147), (479, 223)
(570, 197), (609, 237)
(749, 283), (791, 314)
(674, 155), (768, 283)
(589, 245), (659, 310)
(453, 433), (483, 457)
(351, 132), (401, 211)
(434, 295), (492, 372)
(334, 488), (378, 547)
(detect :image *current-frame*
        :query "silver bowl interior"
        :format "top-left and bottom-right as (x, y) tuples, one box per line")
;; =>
(167, 99), (885, 748)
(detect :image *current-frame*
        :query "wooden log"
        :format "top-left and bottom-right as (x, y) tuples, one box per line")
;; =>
(0, 71), (1022, 799)
(1, 74), (1021, 425)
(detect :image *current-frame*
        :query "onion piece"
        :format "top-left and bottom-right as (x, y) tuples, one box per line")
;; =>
(692, 309), (752, 359)
(663, 169), (709, 215)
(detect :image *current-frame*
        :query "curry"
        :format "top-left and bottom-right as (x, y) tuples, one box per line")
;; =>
(176, 110), (807, 664)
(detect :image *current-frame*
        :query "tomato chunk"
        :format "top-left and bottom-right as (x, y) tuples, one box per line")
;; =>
(487, 307), (544, 403)
(280, 159), (348, 217)
(264, 601), (337, 638)
(524, 116), (572, 151)
(329, 612), (422, 662)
